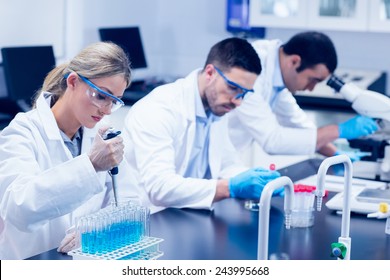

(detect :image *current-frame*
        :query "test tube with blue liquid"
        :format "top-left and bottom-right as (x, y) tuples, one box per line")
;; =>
(76, 201), (150, 255)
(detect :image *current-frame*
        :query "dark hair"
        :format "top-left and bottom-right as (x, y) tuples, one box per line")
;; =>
(204, 37), (261, 75)
(282, 31), (337, 73)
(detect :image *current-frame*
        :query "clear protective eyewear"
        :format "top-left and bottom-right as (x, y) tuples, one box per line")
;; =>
(214, 65), (254, 100)
(77, 74), (124, 112)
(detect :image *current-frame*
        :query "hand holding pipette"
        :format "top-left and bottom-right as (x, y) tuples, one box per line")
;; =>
(88, 127), (124, 172)
(102, 128), (122, 207)
(102, 128), (122, 172)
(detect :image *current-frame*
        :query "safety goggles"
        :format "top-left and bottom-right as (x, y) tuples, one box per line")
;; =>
(76, 74), (124, 112)
(214, 66), (254, 100)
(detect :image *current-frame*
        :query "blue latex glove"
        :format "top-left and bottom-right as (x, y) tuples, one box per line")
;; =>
(338, 115), (379, 140)
(334, 150), (371, 162)
(229, 167), (281, 199)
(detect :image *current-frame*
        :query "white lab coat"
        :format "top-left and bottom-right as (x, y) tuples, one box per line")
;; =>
(0, 93), (137, 259)
(122, 69), (247, 213)
(228, 39), (317, 155)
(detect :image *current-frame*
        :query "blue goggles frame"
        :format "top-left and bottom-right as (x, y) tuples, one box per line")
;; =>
(64, 72), (125, 111)
(77, 74), (125, 108)
(214, 66), (254, 99)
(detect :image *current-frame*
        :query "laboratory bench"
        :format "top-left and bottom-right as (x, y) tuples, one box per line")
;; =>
(27, 158), (390, 260)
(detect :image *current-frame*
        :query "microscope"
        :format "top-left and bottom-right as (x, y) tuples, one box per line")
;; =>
(327, 75), (390, 181)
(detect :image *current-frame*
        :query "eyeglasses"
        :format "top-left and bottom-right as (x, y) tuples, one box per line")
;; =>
(76, 74), (124, 112)
(214, 66), (254, 100)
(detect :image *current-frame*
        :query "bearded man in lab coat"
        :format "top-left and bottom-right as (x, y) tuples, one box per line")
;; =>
(228, 31), (378, 159)
(122, 37), (282, 213)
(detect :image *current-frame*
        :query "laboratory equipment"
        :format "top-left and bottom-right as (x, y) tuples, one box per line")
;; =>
(294, 69), (386, 110)
(331, 242), (347, 259)
(68, 201), (164, 260)
(367, 202), (390, 235)
(290, 184), (316, 228)
(244, 199), (260, 211)
(102, 128), (121, 207)
(327, 74), (390, 182)
(327, 74), (390, 121)
(316, 154), (353, 260)
(297, 172), (387, 214)
(356, 188), (390, 204)
(257, 176), (294, 260)
(326, 186), (387, 215)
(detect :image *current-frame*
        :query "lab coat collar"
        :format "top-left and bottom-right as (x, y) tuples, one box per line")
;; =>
(194, 85), (221, 123)
(192, 69), (221, 123)
(181, 69), (201, 122)
(36, 92), (63, 141)
(272, 47), (285, 90)
(35, 92), (96, 150)
(194, 85), (207, 120)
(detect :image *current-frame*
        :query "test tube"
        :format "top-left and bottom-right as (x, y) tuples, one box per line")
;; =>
(78, 217), (89, 254)
(290, 184), (316, 227)
(77, 201), (152, 255)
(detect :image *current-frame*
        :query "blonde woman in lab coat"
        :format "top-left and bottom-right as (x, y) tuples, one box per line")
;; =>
(228, 31), (378, 158)
(0, 42), (134, 259)
(122, 38), (282, 213)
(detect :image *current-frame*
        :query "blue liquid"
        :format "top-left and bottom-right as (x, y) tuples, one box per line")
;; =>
(81, 232), (89, 253)
(81, 222), (145, 255)
(80, 206), (149, 256)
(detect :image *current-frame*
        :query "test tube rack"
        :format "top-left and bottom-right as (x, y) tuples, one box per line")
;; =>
(68, 201), (164, 260)
(68, 236), (164, 260)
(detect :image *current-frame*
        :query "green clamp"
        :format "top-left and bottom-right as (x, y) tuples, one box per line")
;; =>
(331, 242), (347, 259)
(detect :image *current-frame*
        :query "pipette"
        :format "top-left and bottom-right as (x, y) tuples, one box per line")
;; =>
(102, 128), (121, 207)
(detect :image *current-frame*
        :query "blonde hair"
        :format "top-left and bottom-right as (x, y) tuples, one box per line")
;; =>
(34, 41), (132, 107)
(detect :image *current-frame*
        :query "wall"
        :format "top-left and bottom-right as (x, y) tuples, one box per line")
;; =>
(125, 0), (390, 94)
(64, 0), (161, 81)
(0, 0), (66, 98)
(149, 0), (390, 94)
(64, 0), (387, 94)
(1, 0), (389, 94)
(154, 0), (231, 76)
(62, 0), (232, 79)
(0, 0), (66, 60)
